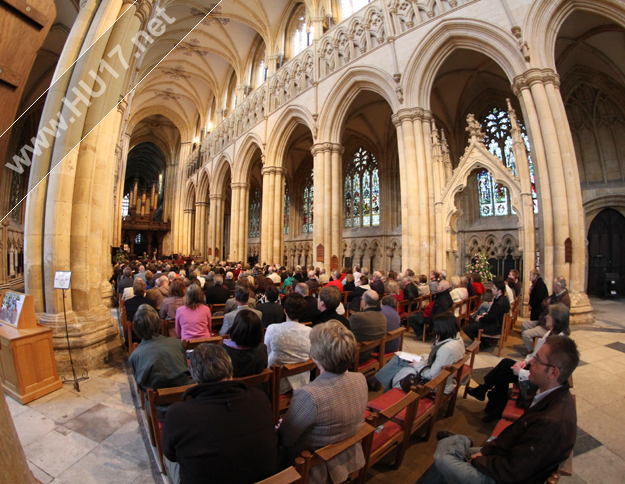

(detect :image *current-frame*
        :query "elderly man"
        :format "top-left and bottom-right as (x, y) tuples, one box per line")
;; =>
(426, 336), (578, 484)
(134, 265), (147, 282)
(352, 265), (362, 287)
(311, 286), (350, 328)
(267, 266), (281, 284)
(348, 290), (387, 362)
(408, 280), (453, 339)
(522, 276), (570, 352)
(224, 271), (236, 290)
(295, 283), (320, 323)
(117, 266), (134, 299)
(429, 270), (440, 293)
(205, 274), (230, 305)
(325, 271), (344, 292)
(161, 344), (278, 484)
(146, 276), (169, 310)
(402, 276), (419, 300)
(221, 287), (262, 336)
(370, 271), (385, 297)
(305, 270), (320, 293)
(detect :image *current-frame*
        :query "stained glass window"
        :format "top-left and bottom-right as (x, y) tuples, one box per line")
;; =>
(482, 107), (539, 216)
(284, 182), (290, 235)
(302, 170), (314, 233)
(122, 194), (130, 217)
(249, 189), (261, 238)
(292, 5), (309, 57)
(344, 148), (380, 228)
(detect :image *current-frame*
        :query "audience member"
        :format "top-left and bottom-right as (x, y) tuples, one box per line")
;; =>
(225, 280), (258, 313)
(146, 276), (169, 310)
(428, 271), (440, 293)
(508, 269), (522, 298)
(306, 271), (320, 293)
(295, 283), (320, 323)
(311, 286), (350, 328)
(471, 273), (486, 295)
(474, 289), (493, 318)
(318, 268), (330, 284)
(257, 285), (285, 328)
(370, 271), (385, 297)
(124, 278), (156, 322)
(223, 310), (268, 378)
(161, 344), (278, 484)
(265, 293), (312, 393)
(160, 279), (186, 320)
(527, 269), (549, 322)
(348, 275), (370, 312)
(408, 280), (453, 339)
(224, 271), (236, 290)
(352, 265), (362, 287)
(175, 284), (212, 341)
(348, 290), (387, 362)
(380, 296), (402, 353)
(463, 280), (510, 347)
(278, 321), (367, 484)
(376, 312), (464, 394)
(325, 271), (344, 292)
(429, 335), (579, 484)
(387, 280), (405, 314)
(117, 266), (134, 299)
(417, 274), (431, 296)
(204, 274), (230, 305)
(402, 276), (419, 300)
(221, 286), (262, 336)
(343, 273), (356, 292)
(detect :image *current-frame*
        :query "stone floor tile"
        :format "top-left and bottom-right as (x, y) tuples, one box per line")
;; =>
(572, 381), (622, 407)
(58, 445), (148, 484)
(29, 390), (99, 424)
(12, 407), (58, 447)
(100, 367), (133, 384)
(574, 446), (625, 484)
(24, 427), (98, 478)
(28, 387), (69, 406)
(570, 395), (597, 416)
(604, 436), (625, 461)
(67, 377), (126, 403)
(591, 358), (625, 375)
(584, 346), (625, 360)
(28, 460), (54, 484)
(608, 353), (625, 365)
(101, 420), (150, 466)
(64, 403), (135, 443)
(5, 393), (30, 417)
(598, 398), (625, 423)
(131, 468), (164, 484)
(578, 410), (625, 445)
(579, 349), (610, 363)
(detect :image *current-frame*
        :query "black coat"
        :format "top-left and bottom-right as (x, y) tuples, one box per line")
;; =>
(223, 343), (268, 378)
(205, 284), (230, 305)
(529, 278), (549, 321)
(431, 288), (454, 317)
(257, 302), (285, 328)
(300, 295), (320, 323)
(161, 381), (278, 484)
(480, 294), (511, 334)
(311, 309), (350, 328)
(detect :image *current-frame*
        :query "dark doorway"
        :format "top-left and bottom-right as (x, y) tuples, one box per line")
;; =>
(587, 208), (625, 296)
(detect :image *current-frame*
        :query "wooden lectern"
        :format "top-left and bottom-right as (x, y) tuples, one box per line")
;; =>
(0, 290), (62, 404)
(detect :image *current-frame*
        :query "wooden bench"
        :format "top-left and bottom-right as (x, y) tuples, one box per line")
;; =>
(182, 336), (223, 350)
(271, 359), (318, 424)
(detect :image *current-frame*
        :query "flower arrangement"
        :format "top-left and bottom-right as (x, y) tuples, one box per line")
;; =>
(466, 252), (494, 281)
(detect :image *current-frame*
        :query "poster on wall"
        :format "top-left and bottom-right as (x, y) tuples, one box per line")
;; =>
(0, 292), (26, 327)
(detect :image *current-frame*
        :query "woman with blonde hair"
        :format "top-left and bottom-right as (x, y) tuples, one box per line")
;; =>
(175, 283), (212, 341)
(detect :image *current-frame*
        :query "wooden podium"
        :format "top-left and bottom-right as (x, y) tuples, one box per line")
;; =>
(0, 290), (62, 404)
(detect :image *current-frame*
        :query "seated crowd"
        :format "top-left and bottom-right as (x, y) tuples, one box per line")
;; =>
(113, 256), (577, 484)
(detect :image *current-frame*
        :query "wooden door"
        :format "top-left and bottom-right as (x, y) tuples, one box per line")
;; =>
(587, 208), (625, 296)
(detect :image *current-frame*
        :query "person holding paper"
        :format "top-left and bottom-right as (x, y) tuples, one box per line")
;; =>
(374, 312), (465, 394)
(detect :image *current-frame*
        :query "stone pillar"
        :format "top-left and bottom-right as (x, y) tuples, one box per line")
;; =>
(330, 146), (343, 264)
(260, 168), (271, 264)
(195, 201), (209, 258)
(229, 182), (249, 262)
(311, 144), (326, 268)
(431, 121), (446, 271)
(208, 193), (222, 262)
(272, 168), (286, 265)
(173, 143), (193, 252)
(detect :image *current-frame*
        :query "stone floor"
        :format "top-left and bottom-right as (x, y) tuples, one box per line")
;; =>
(6, 297), (625, 484)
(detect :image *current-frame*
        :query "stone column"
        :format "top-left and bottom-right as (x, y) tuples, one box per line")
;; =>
(330, 145), (343, 265)
(208, 193), (222, 262)
(173, 143), (193, 252)
(272, 168), (286, 265)
(229, 184), (241, 261)
(260, 168), (271, 264)
(311, 144), (326, 268)
(240, 184), (250, 263)
(431, 121), (446, 271)
(420, 112), (436, 270)
(195, 201), (208, 258)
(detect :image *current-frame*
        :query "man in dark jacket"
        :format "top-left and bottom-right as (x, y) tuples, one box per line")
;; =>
(408, 280), (453, 339)
(311, 286), (350, 328)
(348, 290), (387, 362)
(295, 283), (320, 323)
(522, 275), (569, 352)
(463, 280), (511, 345)
(257, 285), (285, 328)
(527, 269), (549, 322)
(427, 335), (578, 484)
(205, 274), (230, 305)
(161, 344), (278, 484)
(402, 276), (419, 300)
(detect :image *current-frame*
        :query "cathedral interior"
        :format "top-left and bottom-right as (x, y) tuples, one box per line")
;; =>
(1, 0), (625, 483)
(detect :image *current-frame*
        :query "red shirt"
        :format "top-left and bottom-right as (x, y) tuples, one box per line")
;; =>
(473, 282), (486, 295)
(325, 279), (344, 293)
(392, 292), (405, 315)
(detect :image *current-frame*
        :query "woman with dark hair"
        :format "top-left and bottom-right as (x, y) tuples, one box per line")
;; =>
(160, 279), (187, 320)
(223, 311), (268, 377)
(374, 312), (465, 394)
(467, 303), (571, 422)
(175, 283), (212, 341)
(343, 273), (356, 292)
(348, 275), (370, 312)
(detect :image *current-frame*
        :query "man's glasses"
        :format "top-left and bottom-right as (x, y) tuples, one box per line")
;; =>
(533, 354), (560, 369)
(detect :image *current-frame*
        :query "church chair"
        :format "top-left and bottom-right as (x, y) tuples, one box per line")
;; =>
(468, 295), (480, 316)
(351, 337), (386, 383)
(440, 353), (471, 418)
(342, 290), (352, 306)
(147, 383), (197, 474)
(160, 318), (175, 337)
(397, 299), (412, 325)
(255, 466), (303, 484)
(367, 368), (452, 442)
(229, 290), (235, 298)
(210, 303), (226, 315)
(462, 340), (481, 399)
(371, 327), (405, 367)
(460, 298), (471, 327)
(477, 312), (511, 357)
(137, 387), (156, 447)
(211, 314), (225, 334)
(366, 390), (421, 471)
(126, 321), (139, 355)
(234, 367), (274, 390)
(182, 335), (223, 350)
(451, 301), (462, 326)
(271, 359), (318, 425)
(301, 321), (312, 326)
(296, 415), (377, 484)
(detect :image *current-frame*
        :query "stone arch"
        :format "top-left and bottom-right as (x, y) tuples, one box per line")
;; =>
(197, 169), (210, 204)
(583, 195), (625, 228)
(211, 154), (233, 195)
(403, 19), (527, 109)
(185, 182), (196, 211)
(235, 133), (264, 183)
(266, 104), (315, 169)
(128, 106), (191, 142)
(524, 0), (625, 70)
(318, 67), (401, 143)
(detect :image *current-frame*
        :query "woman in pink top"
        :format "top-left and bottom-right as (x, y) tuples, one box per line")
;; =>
(175, 283), (212, 340)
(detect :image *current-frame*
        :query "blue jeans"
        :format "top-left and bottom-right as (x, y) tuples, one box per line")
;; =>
(420, 435), (495, 484)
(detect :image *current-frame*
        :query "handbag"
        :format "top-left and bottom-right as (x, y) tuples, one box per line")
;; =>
(398, 365), (430, 393)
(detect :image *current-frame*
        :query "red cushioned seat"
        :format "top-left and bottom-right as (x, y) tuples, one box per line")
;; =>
(367, 388), (407, 413)
(394, 398), (434, 424)
(358, 358), (378, 372)
(371, 352), (395, 360)
(370, 421), (403, 452)
(492, 418), (513, 438)
(279, 392), (293, 402)
(462, 364), (471, 378)
(502, 399), (524, 421)
(364, 410), (372, 419)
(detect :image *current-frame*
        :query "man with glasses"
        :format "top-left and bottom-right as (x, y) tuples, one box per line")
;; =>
(424, 335), (579, 484)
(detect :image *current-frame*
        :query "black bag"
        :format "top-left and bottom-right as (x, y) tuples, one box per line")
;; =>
(398, 365), (429, 393)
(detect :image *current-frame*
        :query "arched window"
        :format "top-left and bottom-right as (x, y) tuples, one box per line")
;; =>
(481, 107), (539, 216)
(302, 170), (314, 233)
(122, 194), (130, 217)
(284, 182), (290, 235)
(344, 148), (380, 228)
(477, 170), (509, 217)
(289, 4), (310, 58)
(134, 233), (142, 244)
(340, 0), (370, 19)
(249, 189), (261, 237)
(251, 40), (267, 89)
